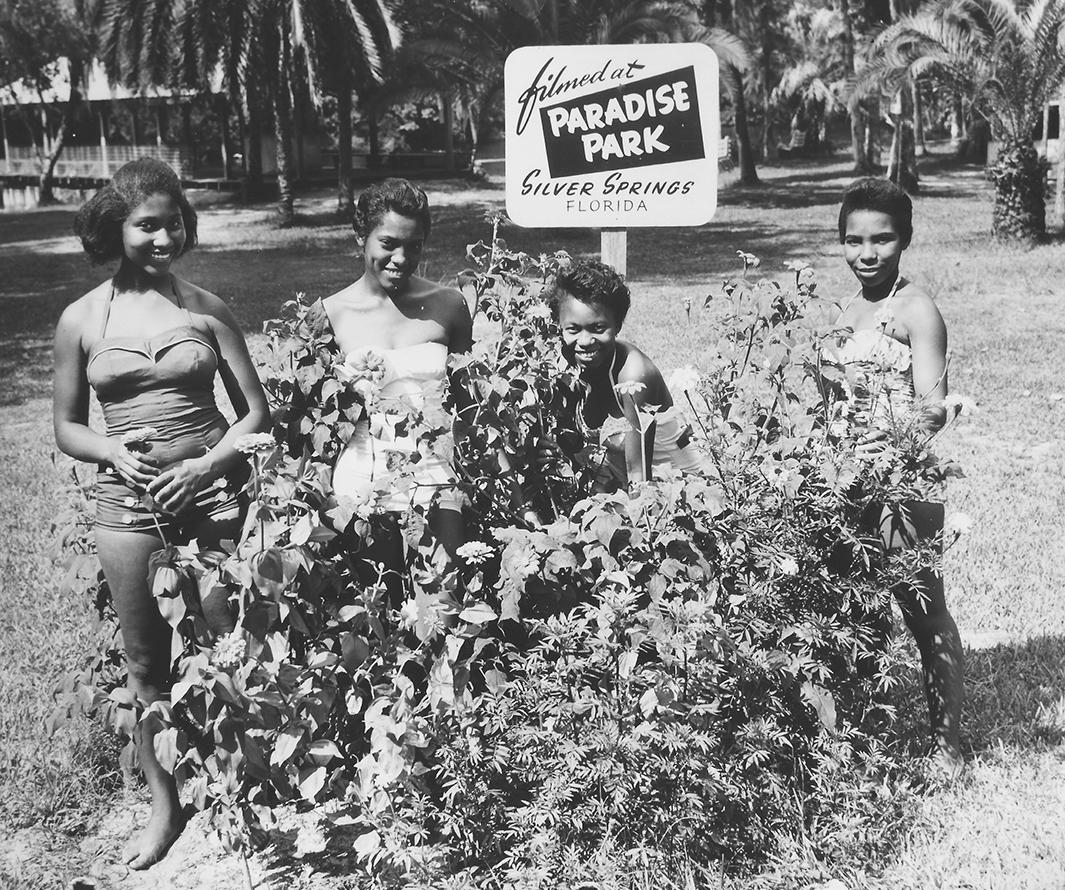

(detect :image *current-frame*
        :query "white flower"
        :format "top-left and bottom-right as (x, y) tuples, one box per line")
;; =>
(736, 250), (761, 269)
(944, 512), (974, 536)
(941, 394), (977, 416)
(778, 556), (799, 576)
(525, 302), (553, 321)
(399, 598), (420, 630)
(614, 380), (646, 397)
(344, 347), (387, 383)
(667, 366), (702, 394)
(828, 420), (849, 438)
(456, 541), (494, 565)
(212, 631), (246, 668)
(120, 427), (159, 446)
(234, 432), (276, 455)
(294, 822), (327, 857)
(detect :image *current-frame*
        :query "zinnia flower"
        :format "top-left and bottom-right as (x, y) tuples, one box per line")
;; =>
(212, 630), (246, 668)
(667, 366), (702, 394)
(614, 380), (646, 397)
(457, 541), (494, 565)
(120, 427), (159, 447)
(234, 432), (276, 455)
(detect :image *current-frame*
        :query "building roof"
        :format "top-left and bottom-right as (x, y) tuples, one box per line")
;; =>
(0, 58), (224, 106)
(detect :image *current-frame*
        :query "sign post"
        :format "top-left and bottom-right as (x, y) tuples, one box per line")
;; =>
(504, 43), (720, 273)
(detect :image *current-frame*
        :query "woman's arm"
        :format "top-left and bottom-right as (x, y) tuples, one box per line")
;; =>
(53, 299), (160, 486)
(904, 293), (949, 433)
(147, 290), (269, 513)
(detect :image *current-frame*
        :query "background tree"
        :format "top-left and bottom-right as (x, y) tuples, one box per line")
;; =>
(862, 0), (1065, 242)
(0, 0), (98, 203)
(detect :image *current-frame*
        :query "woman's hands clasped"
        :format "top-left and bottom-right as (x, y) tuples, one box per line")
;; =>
(106, 438), (161, 488)
(147, 457), (215, 514)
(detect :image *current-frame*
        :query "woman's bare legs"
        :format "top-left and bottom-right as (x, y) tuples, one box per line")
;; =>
(880, 501), (965, 777)
(97, 528), (185, 870)
(96, 510), (241, 869)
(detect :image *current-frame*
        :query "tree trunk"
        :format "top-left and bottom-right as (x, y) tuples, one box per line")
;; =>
(368, 105), (381, 169)
(732, 68), (758, 185)
(442, 91), (455, 172)
(1055, 143), (1065, 226)
(988, 140), (1045, 243)
(274, 45), (296, 226)
(887, 88), (918, 192)
(336, 79), (354, 217)
(864, 99), (881, 168)
(840, 0), (869, 171)
(912, 79), (926, 157)
(247, 84), (264, 183)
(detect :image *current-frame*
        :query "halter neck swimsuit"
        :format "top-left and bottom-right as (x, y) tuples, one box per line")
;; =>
(830, 277), (915, 424)
(579, 345), (709, 486)
(308, 299), (464, 513)
(88, 279), (242, 533)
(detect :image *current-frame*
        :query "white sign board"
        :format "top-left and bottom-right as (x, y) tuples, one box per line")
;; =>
(504, 43), (720, 229)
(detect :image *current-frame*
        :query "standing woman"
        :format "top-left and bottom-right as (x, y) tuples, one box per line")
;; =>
(312, 178), (471, 596)
(834, 177), (964, 778)
(53, 158), (269, 868)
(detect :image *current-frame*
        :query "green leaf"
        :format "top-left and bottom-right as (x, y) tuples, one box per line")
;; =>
(801, 682), (837, 732)
(271, 727), (303, 768)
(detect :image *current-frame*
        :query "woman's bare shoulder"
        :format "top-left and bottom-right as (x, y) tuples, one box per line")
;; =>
(895, 278), (945, 327)
(58, 280), (111, 331)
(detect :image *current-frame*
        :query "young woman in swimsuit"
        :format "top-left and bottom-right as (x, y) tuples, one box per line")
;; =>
(543, 259), (708, 489)
(313, 178), (471, 595)
(836, 176), (964, 778)
(53, 158), (269, 868)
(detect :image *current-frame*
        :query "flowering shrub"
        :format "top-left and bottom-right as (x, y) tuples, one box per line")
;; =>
(51, 239), (969, 885)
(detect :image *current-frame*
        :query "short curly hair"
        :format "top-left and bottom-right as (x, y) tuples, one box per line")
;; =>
(73, 158), (197, 264)
(543, 259), (631, 328)
(838, 177), (913, 249)
(353, 178), (432, 240)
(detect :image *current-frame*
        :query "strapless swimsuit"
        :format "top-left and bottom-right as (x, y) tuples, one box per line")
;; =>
(308, 300), (464, 513)
(87, 280), (243, 534)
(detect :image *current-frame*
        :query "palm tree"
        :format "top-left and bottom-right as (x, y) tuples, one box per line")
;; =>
(861, 0), (1065, 242)
(97, 0), (398, 224)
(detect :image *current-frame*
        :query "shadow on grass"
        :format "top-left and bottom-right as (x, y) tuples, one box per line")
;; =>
(962, 635), (1065, 752)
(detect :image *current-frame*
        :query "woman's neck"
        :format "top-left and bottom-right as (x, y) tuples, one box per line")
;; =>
(114, 262), (172, 294)
(861, 272), (901, 303)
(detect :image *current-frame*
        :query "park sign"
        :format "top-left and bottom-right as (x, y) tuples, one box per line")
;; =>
(504, 43), (720, 229)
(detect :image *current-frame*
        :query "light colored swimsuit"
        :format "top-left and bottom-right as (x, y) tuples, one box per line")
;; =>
(583, 347), (710, 485)
(830, 279), (915, 425)
(309, 301), (463, 513)
(86, 280), (241, 533)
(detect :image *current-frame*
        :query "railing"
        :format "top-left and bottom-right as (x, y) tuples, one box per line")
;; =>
(1, 144), (192, 179)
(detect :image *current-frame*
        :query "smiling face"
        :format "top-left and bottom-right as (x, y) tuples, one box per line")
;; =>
(842, 209), (904, 292)
(359, 210), (426, 295)
(557, 294), (620, 371)
(121, 191), (186, 278)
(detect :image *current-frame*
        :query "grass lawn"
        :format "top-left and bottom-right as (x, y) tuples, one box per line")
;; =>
(1, 147), (1063, 888)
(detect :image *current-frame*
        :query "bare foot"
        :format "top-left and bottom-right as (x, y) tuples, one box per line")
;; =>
(929, 742), (965, 782)
(122, 808), (186, 870)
